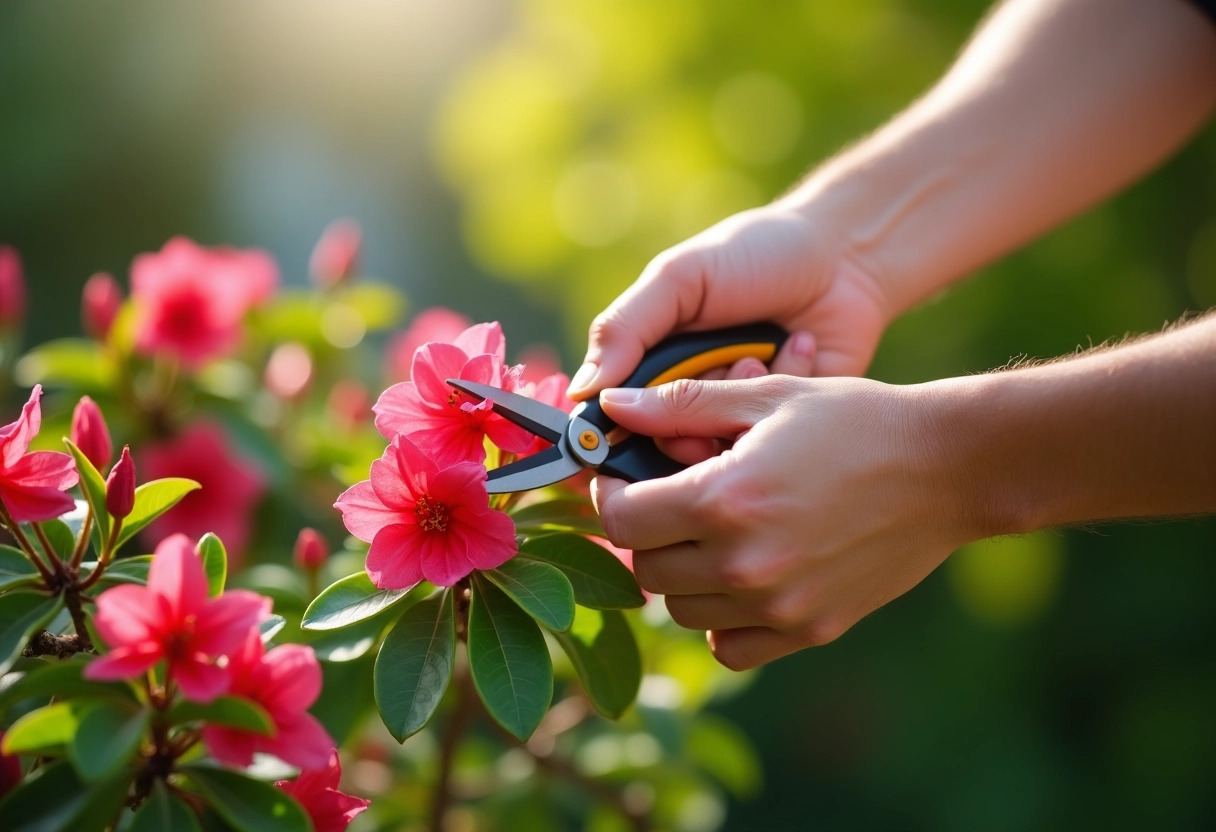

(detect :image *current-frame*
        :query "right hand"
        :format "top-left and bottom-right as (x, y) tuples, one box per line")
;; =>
(567, 205), (891, 399)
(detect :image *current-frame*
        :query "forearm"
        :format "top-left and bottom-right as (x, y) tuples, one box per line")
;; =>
(779, 0), (1216, 319)
(921, 313), (1216, 539)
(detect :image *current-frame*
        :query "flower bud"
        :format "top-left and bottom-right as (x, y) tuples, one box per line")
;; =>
(293, 527), (328, 570)
(71, 396), (112, 470)
(0, 246), (27, 327)
(309, 219), (361, 290)
(105, 446), (136, 519)
(82, 272), (123, 342)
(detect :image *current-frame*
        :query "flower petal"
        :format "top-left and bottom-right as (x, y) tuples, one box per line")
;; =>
(366, 523), (425, 590)
(411, 342), (479, 408)
(257, 644), (323, 715)
(334, 480), (400, 543)
(192, 590), (270, 656)
(172, 655), (231, 703)
(263, 712), (334, 771)
(93, 584), (160, 647)
(0, 386), (42, 469)
(147, 534), (209, 621)
(418, 529), (473, 587)
(5, 451), (78, 491)
(452, 322), (506, 362)
(454, 507), (518, 571)
(201, 724), (261, 769)
(84, 643), (163, 681)
(0, 482), (78, 524)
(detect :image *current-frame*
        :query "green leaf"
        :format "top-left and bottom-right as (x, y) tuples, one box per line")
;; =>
(64, 438), (111, 545)
(0, 545), (40, 592)
(0, 657), (135, 714)
(259, 614), (287, 642)
(336, 284), (405, 331)
(484, 558), (575, 632)
(29, 519), (76, 563)
(130, 781), (204, 832)
(511, 498), (604, 536)
(0, 760), (131, 832)
(553, 607), (641, 720)
(196, 533), (227, 596)
(181, 763), (310, 832)
(69, 699), (150, 782)
(168, 696), (275, 735)
(373, 589), (455, 742)
(301, 572), (428, 631)
(115, 478), (202, 548)
(0, 591), (65, 675)
(3, 700), (81, 754)
(309, 610), (390, 662)
(468, 574), (552, 741)
(15, 338), (116, 390)
(93, 554), (153, 587)
(518, 534), (644, 609)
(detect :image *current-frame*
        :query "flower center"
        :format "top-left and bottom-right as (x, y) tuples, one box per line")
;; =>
(415, 494), (450, 533)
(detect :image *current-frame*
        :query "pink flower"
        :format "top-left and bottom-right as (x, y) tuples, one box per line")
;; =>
(310, 219), (362, 290)
(373, 322), (533, 466)
(276, 750), (370, 832)
(335, 435), (517, 588)
(0, 732), (21, 800)
(140, 423), (265, 562)
(0, 386), (78, 523)
(70, 396), (112, 471)
(293, 527), (328, 570)
(0, 246), (26, 327)
(518, 372), (573, 459)
(203, 630), (333, 770)
(105, 446), (136, 520)
(131, 237), (279, 369)
(517, 345), (563, 387)
(385, 307), (471, 382)
(86, 534), (269, 702)
(82, 272), (123, 341)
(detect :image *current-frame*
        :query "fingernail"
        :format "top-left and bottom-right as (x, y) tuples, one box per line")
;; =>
(568, 362), (598, 394)
(600, 388), (642, 405)
(743, 360), (766, 379)
(791, 332), (815, 357)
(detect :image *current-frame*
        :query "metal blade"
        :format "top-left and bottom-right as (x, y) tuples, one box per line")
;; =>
(445, 379), (568, 444)
(486, 445), (585, 493)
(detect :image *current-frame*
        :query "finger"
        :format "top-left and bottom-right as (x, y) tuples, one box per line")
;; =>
(724, 357), (768, 381)
(568, 250), (710, 399)
(654, 436), (727, 466)
(593, 464), (724, 550)
(769, 331), (817, 377)
(630, 543), (723, 595)
(706, 627), (808, 671)
(599, 377), (775, 440)
(665, 594), (762, 630)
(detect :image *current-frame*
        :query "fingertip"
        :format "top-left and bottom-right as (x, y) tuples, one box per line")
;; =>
(567, 362), (600, 399)
(726, 357), (768, 381)
(769, 331), (817, 378)
(590, 474), (628, 514)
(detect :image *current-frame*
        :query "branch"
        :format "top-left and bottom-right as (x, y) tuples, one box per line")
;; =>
(430, 668), (476, 832)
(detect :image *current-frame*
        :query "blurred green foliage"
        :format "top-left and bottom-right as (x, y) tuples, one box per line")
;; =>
(3, 0), (1215, 829)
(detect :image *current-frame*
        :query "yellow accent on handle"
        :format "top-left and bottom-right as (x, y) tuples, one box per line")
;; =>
(645, 342), (779, 387)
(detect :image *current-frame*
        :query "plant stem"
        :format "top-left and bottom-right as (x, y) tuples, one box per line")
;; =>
(31, 522), (59, 567)
(63, 590), (93, 651)
(0, 501), (57, 586)
(430, 669), (477, 832)
(69, 511), (94, 571)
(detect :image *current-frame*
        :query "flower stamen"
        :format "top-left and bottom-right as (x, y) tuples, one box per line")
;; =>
(415, 495), (450, 533)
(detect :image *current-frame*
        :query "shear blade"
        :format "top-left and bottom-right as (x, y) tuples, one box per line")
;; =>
(485, 445), (585, 493)
(444, 378), (568, 444)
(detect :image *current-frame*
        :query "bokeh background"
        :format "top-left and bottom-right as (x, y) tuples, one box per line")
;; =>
(4, 1), (1216, 829)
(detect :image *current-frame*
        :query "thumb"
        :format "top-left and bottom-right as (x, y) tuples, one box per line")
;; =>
(599, 378), (776, 439)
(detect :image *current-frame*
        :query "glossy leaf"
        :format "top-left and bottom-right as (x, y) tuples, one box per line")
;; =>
(302, 572), (428, 631)
(181, 763), (310, 832)
(484, 558), (575, 631)
(518, 534), (644, 609)
(29, 519), (75, 563)
(0, 545), (39, 592)
(510, 498), (604, 536)
(3, 700), (81, 754)
(0, 657), (135, 712)
(14, 338), (116, 391)
(0, 591), (65, 675)
(310, 609), (391, 662)
(115, 478), (202, 548)
(93, 554), (153, 588)
(69, 699), (150, 782)
(0, 760), (130, 832)
(553, 607), (641, 720)
(259, 614), (287, 642)
(468, 574), (552, 741)
(196, 532), (227, 596)
(130, 781), (203, 832)
(374, 589), (454, 741)
(64, 438), (111, 544)
(168, 695), (275, 735)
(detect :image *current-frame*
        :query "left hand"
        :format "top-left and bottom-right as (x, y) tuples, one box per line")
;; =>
(592, 374), (969, 670)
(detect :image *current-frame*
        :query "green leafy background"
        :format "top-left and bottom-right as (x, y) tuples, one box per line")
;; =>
(3, 1), (1216, 829)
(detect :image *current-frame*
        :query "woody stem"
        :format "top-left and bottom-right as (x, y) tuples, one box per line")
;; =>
(0, 501), (57, 585)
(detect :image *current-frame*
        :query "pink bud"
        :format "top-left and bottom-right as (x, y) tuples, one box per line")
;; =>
(0, 731), (21, 800)
(0, 246), (27, 327)
(105, 446), (136, 519)
(82, 272), (123, 341)
(309, 219), (361, 289)
(293, 527), (328, 570)
(71, 396), (112, 470)
(264, 342), (313, 400)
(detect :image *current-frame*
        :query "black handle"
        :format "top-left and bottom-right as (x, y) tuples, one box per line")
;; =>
(574, 322), (788, 482)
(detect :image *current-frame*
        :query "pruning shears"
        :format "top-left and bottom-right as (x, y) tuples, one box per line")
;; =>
(446, 322), (788, 493)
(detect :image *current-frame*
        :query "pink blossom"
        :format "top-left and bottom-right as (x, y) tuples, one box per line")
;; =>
(140, 423), (265, 562)
(70, 396), (112, 471)
(517, 345), (563, 387)
(335, 434), (517, 588)
(82, 272), (123, 341)
(310, 219), (362, 290)
(293, 527), (328, 570)
(385, 307), (471, 382)
(202, 630), (333, 770)
(374, 322), (532, 466)
(86, 534), (269, 702)
(0, 386), (78, 523)
(131, 237), (279, 369)
(518, 372), (573, 460)
(105, 446), (136, 520)
(0, 246), (26, 327)
(276, 750), (370, 832)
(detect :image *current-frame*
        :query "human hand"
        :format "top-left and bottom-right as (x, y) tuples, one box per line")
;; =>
(591, 374), (967, 670)
(568, 205), (889, 399)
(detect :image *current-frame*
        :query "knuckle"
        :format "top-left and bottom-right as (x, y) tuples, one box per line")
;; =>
(663, 597), (697, 629)
(709, 637), (757, 672)
(754, 595), (800, 629)
(655, 377), (706, 420)
(796, 617), (847, 648)
(716, 557), (770, 592)
(630, 554), (661, 593)
(586, 311), (630, 350)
